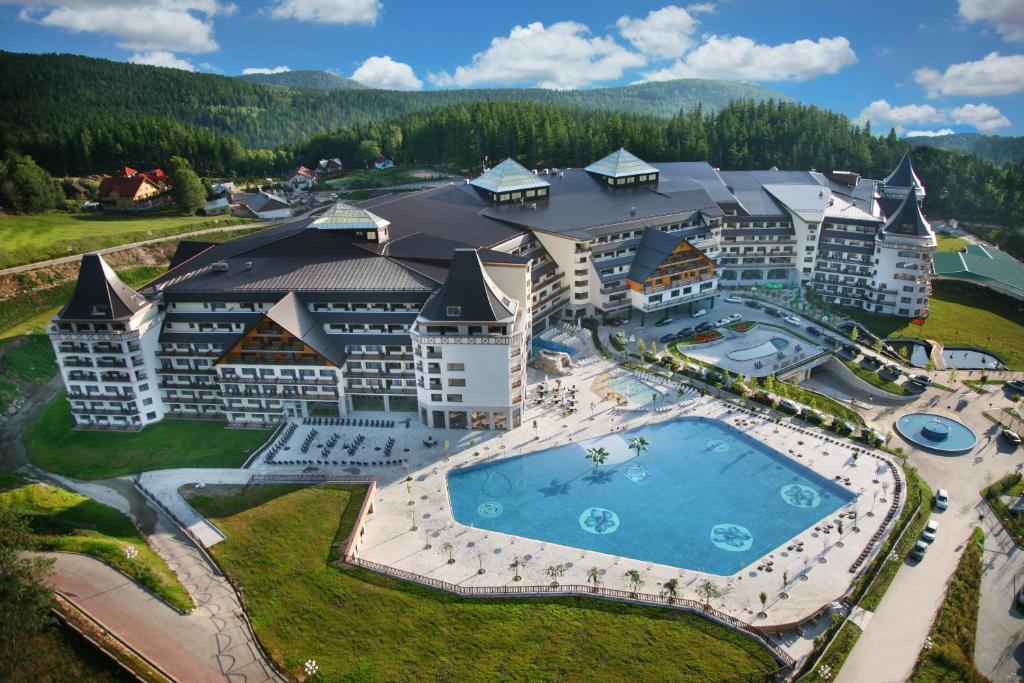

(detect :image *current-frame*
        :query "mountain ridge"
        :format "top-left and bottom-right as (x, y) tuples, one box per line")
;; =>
(237, 70), (368, 91)
(904, 132), (1024, 164)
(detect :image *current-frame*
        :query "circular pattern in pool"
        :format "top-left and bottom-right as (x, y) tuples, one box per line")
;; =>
(895, 413), (977, 454)
(626, 464), (651, 483)
(477, 501), (504, 518)
(780, 484), (822, 508)
(579, 507), (620, 535)
(710, 524), (754, 552)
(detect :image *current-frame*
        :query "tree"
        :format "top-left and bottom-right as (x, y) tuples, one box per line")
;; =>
(0, 507), (55, 678)
(697, 578), (719, 607)
(0, 151), (61, 214)
(624, 569), (644, 595)
(508, 555), (527, 581)
(924, 357), (936, 372)
(897, 346), (910, 365)
(440, 541), (455, 564)
(168, 156), (205, 215)
(759, 591), (768, 614)
(586, 447), (610, 467)
(628, 436), (650, 458)
(660, 578), (679, 603)
(356, 139), (382, 166)
(586, 566), (603, 591)
(637, 339), (646, 356)
(849, 326), (859, 343)
(544, 564), (566, 586)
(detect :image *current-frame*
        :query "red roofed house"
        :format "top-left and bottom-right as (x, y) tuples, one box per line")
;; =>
(98, 167), (170, 210)
(288, 166), (315, 191)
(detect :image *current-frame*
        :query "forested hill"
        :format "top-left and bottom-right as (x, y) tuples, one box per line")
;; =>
(0, 50), (786, 150)
(236, 70), (368, 90)
(905, 132), (1024, 164)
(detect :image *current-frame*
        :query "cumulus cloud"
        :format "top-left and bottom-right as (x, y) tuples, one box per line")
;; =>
(243, 65), (290, 74)
(687, 3), (715, 13)
(351, 55), (422, 90)
(903, 129), (956, 138)
(950, 103), (1011, 132)
(616, 5), (703, 59)
(429, 21), (646, 89)
(129, 50), (195, 70)
(640, 35), (857, 82)
(13, 0), (229, 53)
(959, 0), (1024, 42)
(914, 52), (1024, 97)
(268, 0), (379, 24)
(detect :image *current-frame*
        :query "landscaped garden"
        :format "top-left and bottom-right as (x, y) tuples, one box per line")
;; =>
(842, 359), (910, 396)
(982, 473), (1024, 546)
(192, 484), (781, 682)
(26, 394), (271, 479)
(0, 474), (193, 612)
(909, 527), (987, 683)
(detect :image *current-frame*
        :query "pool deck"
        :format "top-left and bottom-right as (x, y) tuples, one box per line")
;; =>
(345, 357), (899, 635)
(679, 324), (826, 378)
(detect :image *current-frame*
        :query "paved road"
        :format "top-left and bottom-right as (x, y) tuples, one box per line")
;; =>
(975, 507), (1024, 682)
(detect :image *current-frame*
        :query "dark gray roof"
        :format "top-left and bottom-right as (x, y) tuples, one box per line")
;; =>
(379, 232), (528, 265)
(717, 170), (819, 217)
(265, 292), (346, 366)
(883, 194), (932, 238)
(168, 240), (217, 270)
(628, 228), (687, 283)
(883, 151), (924, 190)
(144, 225), (438, 295)
(419, 249), (515, 323)
(59, 253), (149, 321)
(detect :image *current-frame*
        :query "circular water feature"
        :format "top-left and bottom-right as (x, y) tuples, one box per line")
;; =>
(626, 464), (651, 482)
(477, 502), (504, 518)
(895, 413), (977, 454)
(579, 507), (620, 535)
(780, 484), (821, 508)
(710, 524), (754, 552)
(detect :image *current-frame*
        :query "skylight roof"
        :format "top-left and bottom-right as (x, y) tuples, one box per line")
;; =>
(311, 202), (390, 231)
(585, 148), (659, 179)
(470, 158), (550, 193)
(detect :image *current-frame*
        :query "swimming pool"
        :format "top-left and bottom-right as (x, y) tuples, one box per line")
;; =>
(606, 376), (663, 406)
(532, 338), (581, 357)
(448, 418), (852, 575)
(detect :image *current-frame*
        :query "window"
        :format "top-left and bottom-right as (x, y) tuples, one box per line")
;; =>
(446, 306), (461, 317)
(446, 394), (463, 402)
(143, 397), (153, 406)
(448, 378), (466, 387)
(447, 363), (465, 371)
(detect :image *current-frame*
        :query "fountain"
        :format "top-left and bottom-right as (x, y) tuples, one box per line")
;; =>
(895, 413), (977, 454)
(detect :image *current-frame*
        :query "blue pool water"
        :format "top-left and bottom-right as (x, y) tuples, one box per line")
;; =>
(606, 376), (663, 406)
(895, 413), (977, 454)
(448, 418), (852, 575)
(532, 338), (580, 357)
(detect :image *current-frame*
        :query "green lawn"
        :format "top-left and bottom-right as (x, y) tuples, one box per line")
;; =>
(0, 478), (193, 612)
(0, 334), (58, 412)
(935, 235), (969, 253)
(193, 485), (780, 682)
(910, 527), (987, 683)
(26, 394), (271, 479)
(842, 359), (910, 396)
(840, 283), (1024, 370)
(802, 621), (863, 683)
(0, 209), (252, 269)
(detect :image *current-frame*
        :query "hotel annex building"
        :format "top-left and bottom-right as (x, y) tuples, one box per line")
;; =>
(49, 149), (935, 431)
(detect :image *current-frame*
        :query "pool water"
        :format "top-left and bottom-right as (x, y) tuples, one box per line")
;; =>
(895, 412), (978, 454)
(448, 418), (852, 575)
(532, 338), (581, 357)
(606, 376), (663, 406)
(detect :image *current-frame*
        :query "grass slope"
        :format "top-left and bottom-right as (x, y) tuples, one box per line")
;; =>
(842, 359), (910, 396)
(935, 235), (970, 253)
(910, 527), (988, 683)
(194, 484), (779, 682)
(0, 478), (193, 612)
(5, 623), (131, 683)
(26, 393), (270, 479)
(0, 209), (250, 270)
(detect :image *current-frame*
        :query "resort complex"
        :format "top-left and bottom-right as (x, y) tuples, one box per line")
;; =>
(49, 149), (936, 431)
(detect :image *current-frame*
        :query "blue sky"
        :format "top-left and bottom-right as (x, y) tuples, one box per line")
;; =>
(3, 0), (1024, 135)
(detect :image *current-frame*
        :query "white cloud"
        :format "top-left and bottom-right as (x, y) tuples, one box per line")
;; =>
(903, 129), (956, 138)
(959, 0), (1024, 42)
(243, 65), (290, 74)
(855, 99), (946, 130)
(640, 35), (857, 82)
(429, 21), (646, 89)
(128, 50), (195, 71)
(268, 0), (379, 24)
(13, 0), (228, 53)
(616, 5), (703, 59)
(687, 3), (715, 13)
(351, 55), (422, 90)
(914, 52), (1024, 97)
(950, 103), (1011, 132)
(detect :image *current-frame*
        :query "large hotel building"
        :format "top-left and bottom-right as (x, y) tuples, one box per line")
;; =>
(49, 149), (935, 431)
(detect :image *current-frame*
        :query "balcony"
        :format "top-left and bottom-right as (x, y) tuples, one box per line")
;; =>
(63, 359), (94, 368)
(96, 359), (127, 368)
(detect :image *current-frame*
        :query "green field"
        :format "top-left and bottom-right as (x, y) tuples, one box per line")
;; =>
(840, 283), (1024, 370)
(0, 209), (253, 269)
(0, 478), (193, 612)
(935, 235), (969, 253)
(26, 394), (271, 479)
(193, 484), (780, 682)
(0, 334), (58, 412)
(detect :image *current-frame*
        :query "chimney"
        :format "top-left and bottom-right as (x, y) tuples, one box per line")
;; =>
(630, 207), (636, 217)
(246, 261), (253, 271)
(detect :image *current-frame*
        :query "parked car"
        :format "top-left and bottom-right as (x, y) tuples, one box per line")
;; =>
(724, 295), (743, 304)
(933, 488), (949, 510)
(659, 333), (677, 344)
(753, 391), (779, 406)
(727, 313), (742, 322)
(765, 307), (782, 317)
(910, 540), (929, 561)
(1003, 429), (1022, 447)
(1006, 380), (1024, 395)
(863, 356), (883, 369)
(691, 309), (707, 318)
(695, 322), (713, 332)
(745, 300), (763, 309)
(806, 326), (822, 336)
(801, 407), (825, 424)
(655, 317), (674, 327)
(785, 315), (803, 326)
(921, 520), (939, 542)
(712, 319), (727, 328)
(909, 374), (932, 386)
(778, 398), (802, 414)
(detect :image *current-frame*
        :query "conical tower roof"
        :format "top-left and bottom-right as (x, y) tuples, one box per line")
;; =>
(58, 253), (148, 320)
(883, 193), (932, 238)
(882, 151), (924, 193)
(585, 148), (659, 179)
(470, 158), (550, 194)
(419, 249), (515, 322)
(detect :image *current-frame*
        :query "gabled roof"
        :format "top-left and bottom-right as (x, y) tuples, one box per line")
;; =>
(167, 240), (216, 270)
(290, 166), (314, 179)
(264, 292), (346, 366)
(58, 253), (149, 320)
(470, 158), (550, 194)
(932, 243), (1024, 300)
(98, 174), (161, 199)
(763, 184), (831, 223)
(882, 193), (933, 238)
(418, 249), (515, 322)
(883, 151), (924, 191)
(585, 148), (659, 179)
(311, 202), (390, 232)
(627, 228), (711, 284)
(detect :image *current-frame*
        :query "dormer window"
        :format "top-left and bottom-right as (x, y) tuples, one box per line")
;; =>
(91, 305), (109, 317)
(446, 306), (461, 317)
